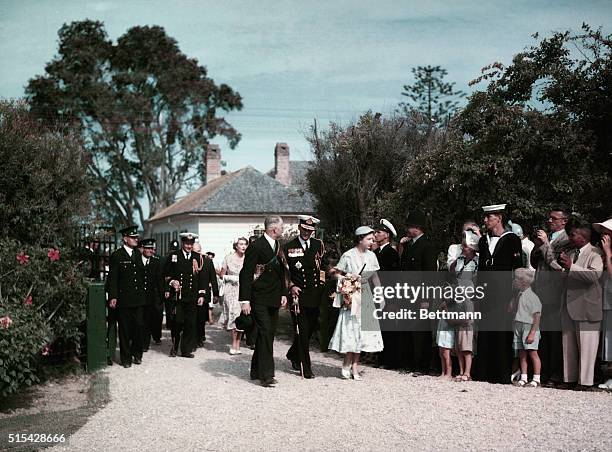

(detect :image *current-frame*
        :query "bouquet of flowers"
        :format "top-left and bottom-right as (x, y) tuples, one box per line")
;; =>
(339, 273), (361, 309)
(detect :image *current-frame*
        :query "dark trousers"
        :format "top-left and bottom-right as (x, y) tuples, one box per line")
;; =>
(381, 331), (403, 369)
(143, 303), (163, 348)
(250, 303), (279, 381)
(106, 307), (118, 361)
(173, 300), (197, 356)
(319, 303), (339, 352)
(196, 304), (209, 343)
(117, 306), (144, 365)
(474, 330), (513, 384)
(165, 299), (176, 333)
(408, 326), (432, 372)
(287, 306), (319, 375)
(540, 330), (564, 382)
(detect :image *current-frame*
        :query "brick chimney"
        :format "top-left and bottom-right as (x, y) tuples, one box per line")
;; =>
(274, 142), (291, 186)
(204, 144), (221, 184)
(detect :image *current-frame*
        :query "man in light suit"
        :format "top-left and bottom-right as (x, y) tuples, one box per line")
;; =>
(531, 206), (572, 387)
(558, 221), (603, 390)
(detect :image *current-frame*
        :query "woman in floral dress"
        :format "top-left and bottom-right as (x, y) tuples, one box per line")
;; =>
(219, 237), (248, 355)
(329, 226), (384, 380)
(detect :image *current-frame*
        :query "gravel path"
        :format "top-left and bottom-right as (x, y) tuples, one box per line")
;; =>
(52, 320), (612, 451)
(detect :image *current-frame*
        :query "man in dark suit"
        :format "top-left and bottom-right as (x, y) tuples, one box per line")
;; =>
(194, 246), (219, 347)
(474, 204), (523, 384)
(374, 219), (401, 369)
(107, 226), (147, 368)
(399, 210), (438, 374)
(239, 216), (288, 387)
(165, 232), (207, 358)
(284, 215), (325, 379)
(140, 238), (165, 351)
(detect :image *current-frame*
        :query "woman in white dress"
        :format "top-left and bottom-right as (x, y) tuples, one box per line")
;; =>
(329, 226), (384, 380)
(218, 237), (248, 355)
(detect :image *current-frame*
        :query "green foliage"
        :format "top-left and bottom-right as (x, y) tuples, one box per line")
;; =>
(0, 239), (87, 398)
(398, 65), (465, 127)
(0, 101), (91, 246)
(306, 111), (448, 246)
(26, 20), (243, 227)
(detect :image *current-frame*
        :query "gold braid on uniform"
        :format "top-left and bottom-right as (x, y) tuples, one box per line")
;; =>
(192, 255), (204, 274)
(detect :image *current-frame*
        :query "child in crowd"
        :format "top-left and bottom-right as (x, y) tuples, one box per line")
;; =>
(511, 268), (542, 387)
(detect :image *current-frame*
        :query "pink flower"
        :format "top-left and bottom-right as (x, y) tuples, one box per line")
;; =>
(41, 345), (51, 356)
(24, 295), (33, 306)
(0, 316), (12, 329)
(16, 252), (30, 265)
(47, 248), (60, 262)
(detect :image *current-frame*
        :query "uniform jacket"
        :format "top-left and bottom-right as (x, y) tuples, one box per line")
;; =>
(107, 247), (146, 308)
(400, 235), (437, 272)
(374, 243), (400, 272)
(239, 235), (288, 307)
(195, 255), (220, 302)
(284, 236), (325, 308)
(565, 244), (603, 322)
(165, 250), (203, 303)
(143, 255), (165, 306)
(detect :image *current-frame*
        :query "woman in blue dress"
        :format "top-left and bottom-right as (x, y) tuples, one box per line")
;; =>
(329, 226), (384, 380)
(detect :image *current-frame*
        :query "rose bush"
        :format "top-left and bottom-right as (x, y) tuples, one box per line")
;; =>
(0, 239), (87, 397)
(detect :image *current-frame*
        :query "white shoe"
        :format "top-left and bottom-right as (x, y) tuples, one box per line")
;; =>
(598, 378), (612, 389)
(351, 369), (363, 381)
(341, 366), (351, 379)
(229, 348), (239, 355)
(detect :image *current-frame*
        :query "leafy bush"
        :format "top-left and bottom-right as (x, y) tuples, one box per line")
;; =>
(0, 239), (87, 397)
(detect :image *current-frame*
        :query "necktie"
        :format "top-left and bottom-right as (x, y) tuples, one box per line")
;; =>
(573, 249), (580, 263)
(305, 241), (309, 251)
(145, 258), (149, 266)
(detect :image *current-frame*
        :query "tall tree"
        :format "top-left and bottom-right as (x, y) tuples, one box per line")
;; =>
(26, 20), (243, 228)
(305, 111), (441, 244)
(398, 65), (465, 128)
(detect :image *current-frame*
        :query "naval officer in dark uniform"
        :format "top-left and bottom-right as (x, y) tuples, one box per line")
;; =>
(165, 232), (206, 358)
(373, 219), (402, 369)
(239, 216), (288, 387)
(399, 210), (438, 374)
(140, 238), (165, 350)
(474, 203), (523, 384)
(107, 226), (146, 368)
(284, 215), (325, 378)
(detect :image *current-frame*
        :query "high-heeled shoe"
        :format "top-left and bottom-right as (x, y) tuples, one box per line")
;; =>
(341, 366), (351, 379)
(351, 369), (363, 381)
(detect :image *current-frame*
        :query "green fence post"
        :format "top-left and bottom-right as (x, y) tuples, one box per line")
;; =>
(86, 282), (107, 372)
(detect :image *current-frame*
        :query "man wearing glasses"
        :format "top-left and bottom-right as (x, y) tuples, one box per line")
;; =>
(531, 206), (572, 388)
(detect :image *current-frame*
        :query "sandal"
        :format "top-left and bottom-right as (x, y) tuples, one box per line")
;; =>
(460, 375), (472, 382)
(526, 380), (540, 387)
(515, 379), (527, 387)
(453, 375), (464, 382)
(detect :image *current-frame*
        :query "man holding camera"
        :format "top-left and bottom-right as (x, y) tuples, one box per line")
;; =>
(530, 206), (571, 387)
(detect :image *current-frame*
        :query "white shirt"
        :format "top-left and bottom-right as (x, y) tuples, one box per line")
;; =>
(378, 242), (390, 251)
(264, 232), (276, 252)
(550, 230), (564, 242)
(123, 245), (133, 257)
(183, 250), (191, 260)
(142, 255), (150, 266)
(298, 236), (311, 250)
(411, 233), (424, 245)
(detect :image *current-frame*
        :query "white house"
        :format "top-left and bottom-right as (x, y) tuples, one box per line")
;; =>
(146, 143), (315, 259)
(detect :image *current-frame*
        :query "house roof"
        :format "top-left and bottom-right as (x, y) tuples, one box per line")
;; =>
(147, 165), (315, 222)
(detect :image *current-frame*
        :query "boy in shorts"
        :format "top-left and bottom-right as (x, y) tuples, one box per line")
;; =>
(511, 268), (542, 387)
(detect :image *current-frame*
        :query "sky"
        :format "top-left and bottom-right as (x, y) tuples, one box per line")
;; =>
(1, 0), (611, 175)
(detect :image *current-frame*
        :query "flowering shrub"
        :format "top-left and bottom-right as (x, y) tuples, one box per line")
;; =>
(0, 239), (87, 397)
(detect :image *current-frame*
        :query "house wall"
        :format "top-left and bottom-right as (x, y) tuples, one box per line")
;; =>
(149, 214), (300, 262)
